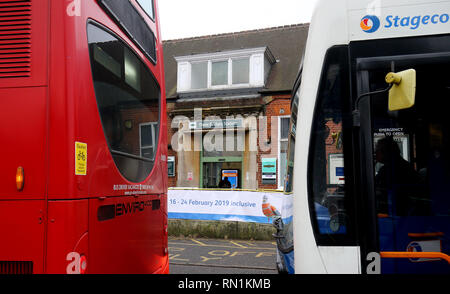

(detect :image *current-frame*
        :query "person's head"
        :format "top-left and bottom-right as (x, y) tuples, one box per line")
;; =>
(375, 136), (401, 164)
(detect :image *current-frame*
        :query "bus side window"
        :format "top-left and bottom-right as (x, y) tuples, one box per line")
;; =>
(308, 46), (353, 244)
(87, 23), (160, 183)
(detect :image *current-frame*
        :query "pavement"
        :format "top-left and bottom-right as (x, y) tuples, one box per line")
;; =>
(168, 237), (278, 274)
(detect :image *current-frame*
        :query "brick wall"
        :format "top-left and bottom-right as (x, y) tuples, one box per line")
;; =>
(257, 95), (291, 190)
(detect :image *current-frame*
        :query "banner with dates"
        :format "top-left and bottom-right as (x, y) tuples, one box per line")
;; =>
(168, 189), (293, 224)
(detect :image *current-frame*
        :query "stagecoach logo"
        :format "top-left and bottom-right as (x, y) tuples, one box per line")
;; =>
(360, 11), (450, 34)
(407, 242), (423, 261)
(406, 240), (442, 262)
(361, 15), (381, 33)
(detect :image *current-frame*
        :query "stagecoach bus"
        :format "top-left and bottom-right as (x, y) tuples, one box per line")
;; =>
(285, 0), (450, 274)
(0, 0), (168, 274)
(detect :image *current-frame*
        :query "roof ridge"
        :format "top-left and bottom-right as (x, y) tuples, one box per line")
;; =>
(163, 23), (309, 43)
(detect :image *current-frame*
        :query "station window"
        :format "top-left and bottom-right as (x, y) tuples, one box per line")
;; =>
(211, 60), (229, 86)
(176, 48), (273, 92)
(87, 23), (160, 183)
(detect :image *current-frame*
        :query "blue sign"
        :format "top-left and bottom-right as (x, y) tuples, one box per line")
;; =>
(222, 170), (238, 189)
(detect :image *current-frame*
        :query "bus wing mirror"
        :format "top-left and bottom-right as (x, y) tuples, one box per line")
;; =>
(385, 69), (416, 111)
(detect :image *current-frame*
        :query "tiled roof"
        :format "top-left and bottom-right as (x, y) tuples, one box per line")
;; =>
(163, 23), (309, 99)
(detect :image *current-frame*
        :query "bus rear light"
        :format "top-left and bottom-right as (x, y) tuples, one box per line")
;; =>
(16, 167), (24, 191)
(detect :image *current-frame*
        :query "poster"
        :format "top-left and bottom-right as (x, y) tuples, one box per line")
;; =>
(221, 170), (238, 188)
(168, 189), (293, 224)
(329, 153), (345, 185)
(168, 156), (175, 177)
(261, 158), (277, 184)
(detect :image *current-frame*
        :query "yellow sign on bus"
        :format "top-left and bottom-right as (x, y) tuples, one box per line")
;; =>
(75, 142), (87, 176)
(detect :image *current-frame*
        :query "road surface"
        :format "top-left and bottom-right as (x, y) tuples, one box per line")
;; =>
(169, 237), (278, 274)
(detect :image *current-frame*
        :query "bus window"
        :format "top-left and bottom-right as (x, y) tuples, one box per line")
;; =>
(87, 23), (160, 183)
(364, 51), (450, 273)
(367, 62), (449, 218)
(98, 0), (157, 63)
(370, 60), (450, 218)
(136, 0), (155, 20)
(308, 46), (353, 244)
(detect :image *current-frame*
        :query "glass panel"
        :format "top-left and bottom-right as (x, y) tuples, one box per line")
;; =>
(368, 55), (450, 274)
(309, 47), (350, 240)
(168, 157), (175, 177)
(93, 46), (121, 78)
(140, 124), (154, 147)
(125, 49), (141, 92)
(280, 117), (290, 139)
(99, 0), (157, 62)
(280, 140), (288, 188)
(211, 61), (228, 86)
(136, 0), (154, 19)
(285, 91), (299, 193)
(191, 62), (208, 89)
(203, 162), (220, 188)
(87, 23), (160, 182)
(232, 58), (249, 84)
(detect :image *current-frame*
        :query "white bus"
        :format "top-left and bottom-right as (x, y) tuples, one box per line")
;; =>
(284, 0), (450, 274)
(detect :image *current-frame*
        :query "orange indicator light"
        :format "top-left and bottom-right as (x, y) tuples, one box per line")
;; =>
(16, 166), (24, 191)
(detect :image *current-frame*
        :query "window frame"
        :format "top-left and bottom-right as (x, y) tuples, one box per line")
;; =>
(284, 68), (301, 193)
(97, 0), (157, 64)
(278, 115), (290, 190)
(231, 57), (250, 85)
(135, 0), (155, 22)
(87, 20), (161, 183)
(190, 60), (208, 90)
(210, 59), (230, 88)
(176, 47), (275, 93)
(139, 122), (158, 160)
(307, 45), (356, 246)
(208, 58), (251, 89)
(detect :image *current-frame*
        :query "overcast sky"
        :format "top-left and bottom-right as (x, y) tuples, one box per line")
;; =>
(158, 0), (318, 40)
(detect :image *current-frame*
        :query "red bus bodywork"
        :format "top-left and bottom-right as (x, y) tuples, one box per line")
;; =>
(0, 0), (168, 274)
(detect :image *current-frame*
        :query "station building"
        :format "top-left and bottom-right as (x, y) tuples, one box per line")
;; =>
(163, 24), (309, 191)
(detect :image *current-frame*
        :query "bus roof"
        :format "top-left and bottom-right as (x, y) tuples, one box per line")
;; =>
(313, 0), (450, 42)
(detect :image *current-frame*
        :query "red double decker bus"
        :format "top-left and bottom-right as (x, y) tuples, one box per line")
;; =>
(0, 0), (168, 274)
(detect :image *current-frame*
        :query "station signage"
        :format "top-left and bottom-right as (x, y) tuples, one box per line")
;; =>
(189, 118), (243, 130)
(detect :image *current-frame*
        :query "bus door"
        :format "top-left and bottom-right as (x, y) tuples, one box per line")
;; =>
(355, 39), (450, 273)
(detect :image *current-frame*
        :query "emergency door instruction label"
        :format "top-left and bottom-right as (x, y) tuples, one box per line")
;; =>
(75, 142), (87, 176)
